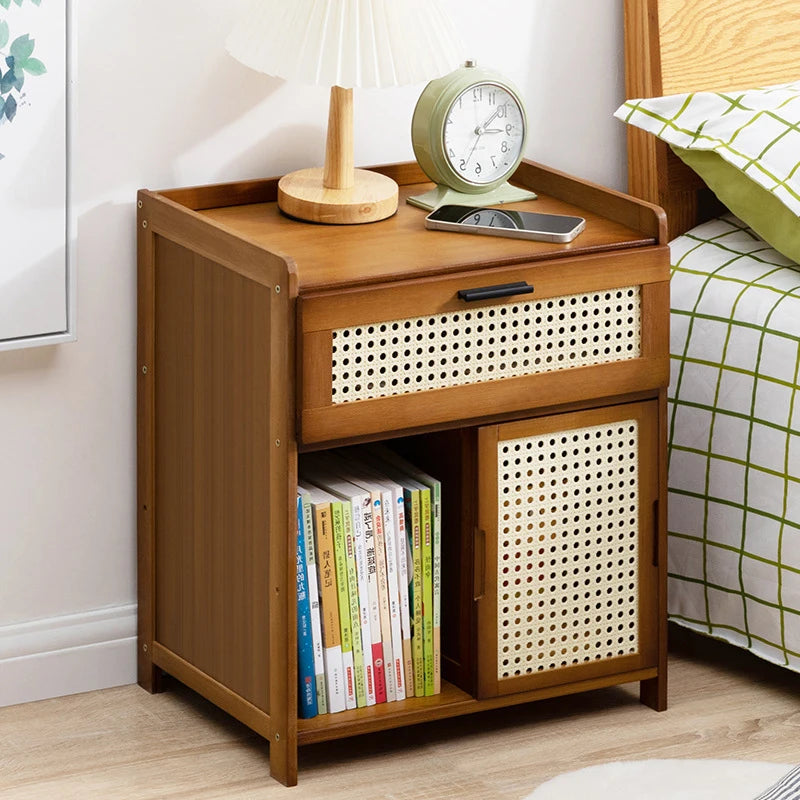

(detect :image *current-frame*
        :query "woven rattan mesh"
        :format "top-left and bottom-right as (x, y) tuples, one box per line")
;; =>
(330, 286), (641, 403)
(496, 419), (640, 679)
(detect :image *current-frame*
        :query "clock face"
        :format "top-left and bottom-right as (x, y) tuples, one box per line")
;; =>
(442, 82), (526, 186)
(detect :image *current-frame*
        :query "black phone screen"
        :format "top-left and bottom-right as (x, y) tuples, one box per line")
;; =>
(427, 205), (584, 234)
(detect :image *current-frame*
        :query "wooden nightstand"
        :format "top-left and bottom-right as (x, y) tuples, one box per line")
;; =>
(137, 160), (670, 787)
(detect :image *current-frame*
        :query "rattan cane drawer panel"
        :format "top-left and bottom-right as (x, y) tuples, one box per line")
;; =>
(330, 286), (641, 404)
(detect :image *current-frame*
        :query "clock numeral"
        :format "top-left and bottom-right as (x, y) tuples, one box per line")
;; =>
(505, 123), (513, 135)
(496, 104), (507, 118)
(474, 162), (482, 175)
(501, 141), (510, 153)
(491, 155), (497, 168)
(448, 147), (456, 158)
(459, 159), (467, 172)
(487, 90), (496, 105)
(472, 86), (482, 102)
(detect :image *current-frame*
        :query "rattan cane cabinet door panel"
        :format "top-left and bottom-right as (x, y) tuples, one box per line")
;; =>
(475, 401), (660, 699)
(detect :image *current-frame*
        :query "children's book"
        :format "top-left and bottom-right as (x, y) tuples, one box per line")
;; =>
(297, 487), (327, 714)
(297, 481), (346, 713)
(296, 494), (318, 718)
(328, 497), (357, 710)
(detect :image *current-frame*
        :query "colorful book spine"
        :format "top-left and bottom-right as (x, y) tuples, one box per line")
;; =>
(430, 478), (442, 695)
(341, 500), (367, 707)
(361, 494), (387, 703)
(393, 488), (414, 698)
(371, 490), (396, 702)
(307, 489), (346, 713)
(330, 499), (357, 710)
(405, 486), (424, 698)
(348, 494), (376, 706)
(419, 484), (434, 696)
(378, 485), (406, 701)
(296, 496), (318, 719)
(300, 491), (327, 715)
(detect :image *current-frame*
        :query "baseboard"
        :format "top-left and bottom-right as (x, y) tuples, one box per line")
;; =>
(0, 604), (137, 707)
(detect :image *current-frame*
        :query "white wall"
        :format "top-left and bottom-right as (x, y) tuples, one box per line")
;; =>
(0, 0), (627, 706)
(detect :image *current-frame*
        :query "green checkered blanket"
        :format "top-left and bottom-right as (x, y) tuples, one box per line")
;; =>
(668, 214), (800, 671)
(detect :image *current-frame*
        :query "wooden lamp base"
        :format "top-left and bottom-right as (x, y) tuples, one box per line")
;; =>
(277, 85), (398, 224)
(278, 167), (398, 224)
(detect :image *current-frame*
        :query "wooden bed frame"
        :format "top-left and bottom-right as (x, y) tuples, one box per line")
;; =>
(623, 0), (800, 239)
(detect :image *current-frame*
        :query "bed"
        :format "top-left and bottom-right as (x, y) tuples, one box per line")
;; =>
(620, 0), (800, 672)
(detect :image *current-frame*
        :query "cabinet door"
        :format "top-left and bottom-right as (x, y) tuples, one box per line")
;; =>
(475, 401), (660, 698)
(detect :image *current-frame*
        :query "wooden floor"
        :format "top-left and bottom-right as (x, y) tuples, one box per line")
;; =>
(2, 629), (798, 799)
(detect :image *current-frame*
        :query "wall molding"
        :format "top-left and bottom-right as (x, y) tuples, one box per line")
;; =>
(0, 604), (137, 707)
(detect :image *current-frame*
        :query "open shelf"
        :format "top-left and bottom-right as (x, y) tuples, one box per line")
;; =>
(297, 680), (474, 744)
(297, 667), (659, 745)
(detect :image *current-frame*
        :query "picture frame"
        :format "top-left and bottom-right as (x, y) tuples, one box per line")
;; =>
(0, 0), (75, 351)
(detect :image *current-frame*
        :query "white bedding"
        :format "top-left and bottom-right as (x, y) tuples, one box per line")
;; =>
(667, 214), (800, 671)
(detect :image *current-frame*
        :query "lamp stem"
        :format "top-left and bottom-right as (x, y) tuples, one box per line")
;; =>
(323, 85), (355, 190)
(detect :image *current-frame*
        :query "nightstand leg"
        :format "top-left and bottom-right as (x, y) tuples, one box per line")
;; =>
(269, 734), (298, 787)
(640, 674), (667, 711)
(138, 656), (167, 694)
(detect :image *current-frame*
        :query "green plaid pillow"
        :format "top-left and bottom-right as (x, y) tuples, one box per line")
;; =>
(615, 82), (800, 263)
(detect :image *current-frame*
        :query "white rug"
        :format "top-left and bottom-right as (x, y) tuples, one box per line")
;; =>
(524, 759), (795, 800)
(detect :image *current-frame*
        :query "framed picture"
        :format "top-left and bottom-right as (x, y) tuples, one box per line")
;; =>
(0, 0), (75, 351)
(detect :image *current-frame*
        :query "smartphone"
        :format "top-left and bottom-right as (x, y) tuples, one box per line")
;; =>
(425, 205), (586, 243)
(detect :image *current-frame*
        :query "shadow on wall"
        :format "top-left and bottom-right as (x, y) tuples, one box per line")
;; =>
(0, 246), (68, 346)
(77, 0), (331, 197)
(0, 335), (60, 375)
(215, 123), (327, 182)
(523, 0), (627, 191)
(1, 99), (68, 212)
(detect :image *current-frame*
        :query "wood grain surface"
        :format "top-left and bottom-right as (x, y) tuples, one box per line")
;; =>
(198, 168), (661, 292)
(1, 630), (797, 799)
(658, 0), (800, 95)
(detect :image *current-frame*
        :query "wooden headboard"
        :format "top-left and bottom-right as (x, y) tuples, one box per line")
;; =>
(623, 0), (800, 238)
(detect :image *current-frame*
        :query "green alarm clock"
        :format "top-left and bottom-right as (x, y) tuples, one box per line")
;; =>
(408, 61), (537, 210)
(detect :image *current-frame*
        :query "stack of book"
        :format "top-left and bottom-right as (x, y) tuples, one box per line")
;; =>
(295, 445), (441, 718)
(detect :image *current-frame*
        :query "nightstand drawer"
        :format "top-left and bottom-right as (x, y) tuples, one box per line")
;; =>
(299, 247), (669, 444)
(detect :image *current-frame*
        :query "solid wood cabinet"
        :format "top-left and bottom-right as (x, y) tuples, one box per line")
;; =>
(137, 161), (670, 786)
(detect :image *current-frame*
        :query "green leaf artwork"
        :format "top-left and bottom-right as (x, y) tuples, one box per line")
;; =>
(0, 1), (43, 9)
(0, 0), (47, 160)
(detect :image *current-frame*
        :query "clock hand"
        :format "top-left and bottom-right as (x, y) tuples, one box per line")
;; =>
(464, 108), (507, 165)
(476, 107), (501, 133)
(463, 133), (482, 166)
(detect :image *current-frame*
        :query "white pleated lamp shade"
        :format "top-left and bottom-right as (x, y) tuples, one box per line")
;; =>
(226, 0), (464, 88)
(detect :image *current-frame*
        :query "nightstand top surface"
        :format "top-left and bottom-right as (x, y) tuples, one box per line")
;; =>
(149, 162), (665, 293)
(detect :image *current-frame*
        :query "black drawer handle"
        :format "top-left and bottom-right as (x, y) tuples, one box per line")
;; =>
(457, 281), (534, 302)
